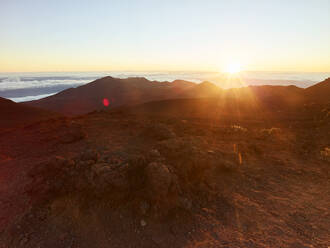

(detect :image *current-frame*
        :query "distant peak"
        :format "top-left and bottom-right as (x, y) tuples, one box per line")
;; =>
(171, 80), (195, 87)
(125, 77), (149, 81)
(100, 76), (114, 80)
(0, 97), (14, 103)
(198, 81), (218, 88)
(306, 77), (330, 90)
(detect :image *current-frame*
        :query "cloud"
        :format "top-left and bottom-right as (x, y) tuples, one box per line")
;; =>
(9, 93), (57, 102)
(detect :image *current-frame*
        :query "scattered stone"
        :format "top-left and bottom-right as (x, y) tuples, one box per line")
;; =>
(139, 201), (150, 215)
(92, 163), (110, 175)
(140, 219), (147, 227)
(108, 157), (123, 166)
(86, 160), (95, 166)
(54, 156), (67, 168)
(148, 149), (161, 159)
(145, 162), (172, 201)
(179, 197), (192, 210)
(80, 149), (100, 162)
(20, 236), (29, 246)
(101, 166), (129, 190)
(144, 123), (176, 141)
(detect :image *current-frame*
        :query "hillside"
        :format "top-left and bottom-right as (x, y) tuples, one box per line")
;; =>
(0, 97), (58, 129)
(304, 78), (330, 104)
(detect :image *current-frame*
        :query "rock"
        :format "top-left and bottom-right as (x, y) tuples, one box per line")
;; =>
(108, 157), (123, 166)
(101, 166), (129, 190)
(140, 219), (147, 227)
(145, 123), (176, 141)
(145, 162), (172, 201)
(54, 156), (67, 168)
(76, 160), (88, 169)
(148, 149), (161, 159)
(139, 201), (150, 215)
(179, 197), (192, 210)
(80, 149), (100, 162)
(92, 163), (110, 175)
(66, 159), (75, 167)
(222, 160), (239, 171)
(20, 236), (29, 245)
(86, 160), (95, 166)
(157, 136), (206, 156)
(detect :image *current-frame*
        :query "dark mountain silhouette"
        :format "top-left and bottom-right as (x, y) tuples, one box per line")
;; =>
(179, 81), (222, 98)
(304, 78), (330, 104)
(24, 77), (195, 115)
(23, 76), (330, 116)
(228, 85), (305, 110)
(115, 98), (268, 121)
(0, 97), (57, 129)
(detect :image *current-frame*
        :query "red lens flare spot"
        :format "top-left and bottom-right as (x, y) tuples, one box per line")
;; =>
(103, 98), (110, 107)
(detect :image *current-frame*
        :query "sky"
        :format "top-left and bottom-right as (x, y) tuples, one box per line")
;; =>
(1, 0), (330, 73)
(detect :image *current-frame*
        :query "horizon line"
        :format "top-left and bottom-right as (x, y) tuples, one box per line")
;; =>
(1, 70), (330, 74)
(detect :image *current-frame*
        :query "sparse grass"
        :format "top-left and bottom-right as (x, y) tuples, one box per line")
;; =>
(259, 127), (282, 138)
(230, 125), (247, 133)
(320, 147), (330, 162)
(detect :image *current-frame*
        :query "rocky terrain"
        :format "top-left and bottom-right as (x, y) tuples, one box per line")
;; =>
(0, 77), (329, 247)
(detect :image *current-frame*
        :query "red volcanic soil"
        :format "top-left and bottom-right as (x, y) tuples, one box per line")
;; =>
(0, 96), (329, 247)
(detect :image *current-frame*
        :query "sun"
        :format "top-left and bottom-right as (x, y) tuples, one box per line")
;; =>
(224, 63), (241, 74)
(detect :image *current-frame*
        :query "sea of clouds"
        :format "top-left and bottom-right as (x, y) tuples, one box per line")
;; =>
(0, 71), (329, 102)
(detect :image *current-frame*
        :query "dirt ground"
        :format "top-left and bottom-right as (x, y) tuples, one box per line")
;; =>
(0, 110), (329, 248)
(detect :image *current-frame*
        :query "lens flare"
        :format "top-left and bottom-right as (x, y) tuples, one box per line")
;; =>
(103, 98), (110, 107)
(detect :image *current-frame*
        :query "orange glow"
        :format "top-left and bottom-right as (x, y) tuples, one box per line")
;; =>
(224, 63), (241, 74)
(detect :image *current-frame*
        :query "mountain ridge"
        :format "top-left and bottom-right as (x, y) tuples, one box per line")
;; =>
(19, 76), (330, 116)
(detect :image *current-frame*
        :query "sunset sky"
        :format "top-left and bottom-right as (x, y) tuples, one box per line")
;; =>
(1, 0), (330, 73)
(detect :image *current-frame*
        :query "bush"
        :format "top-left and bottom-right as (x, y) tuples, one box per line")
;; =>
(320, 147), (330, 162)
(230, 125), (247, 133)
(260, 127), (282, 138)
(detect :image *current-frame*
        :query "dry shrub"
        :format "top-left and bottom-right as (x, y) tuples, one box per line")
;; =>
(320, 147), (330, 162)
(230, 125), (247, 133)
(260, 127), (282, 138)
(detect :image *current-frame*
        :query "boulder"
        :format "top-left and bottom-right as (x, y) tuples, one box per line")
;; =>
(80, 149), (100, 162)
(145, 162), (173, 201)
